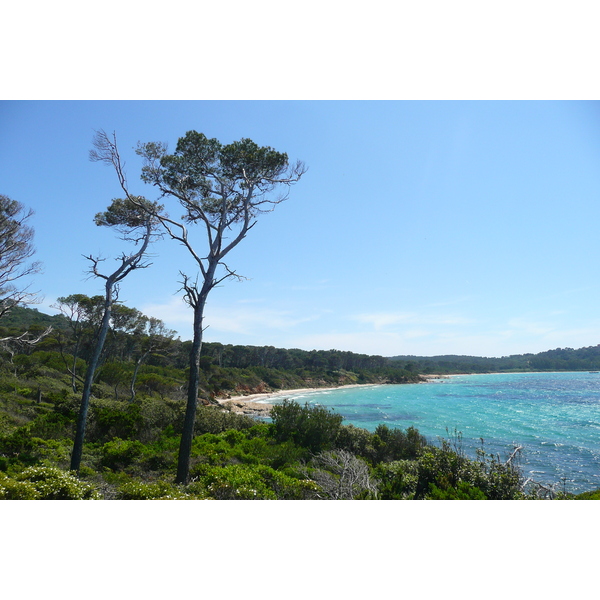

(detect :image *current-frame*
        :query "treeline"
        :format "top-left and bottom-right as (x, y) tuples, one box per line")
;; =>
(201, 342), (389, 372)
(8, 306), (600, 385)
(390, 354), (532, 373)
(391, 345), (600, 374)
(528, 346), (600, 372)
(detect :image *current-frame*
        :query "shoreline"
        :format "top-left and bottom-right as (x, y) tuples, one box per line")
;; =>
(216, 383), (382, 416)
(216, 374), (497, 416)
(216, 373), (532, 416)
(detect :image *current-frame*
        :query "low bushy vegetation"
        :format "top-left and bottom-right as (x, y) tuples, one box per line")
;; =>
(0, 466), (100, 499)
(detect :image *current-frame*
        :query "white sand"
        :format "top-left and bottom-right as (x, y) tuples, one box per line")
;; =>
(216, 383), (382, 415)
(216, 382), (380, 406)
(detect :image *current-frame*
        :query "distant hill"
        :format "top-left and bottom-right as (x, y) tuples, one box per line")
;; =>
(0, 306), (70, 333)
(390, 346), (600, 373)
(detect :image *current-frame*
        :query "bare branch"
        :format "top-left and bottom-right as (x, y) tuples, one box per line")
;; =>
(178, 272), (200, 308)
(505, 445), (523, 466)
(213, 262), (249, 286)
(303, 450), (378, 500)
(90, 129), (129, 192)
(0, 325), (53, 345)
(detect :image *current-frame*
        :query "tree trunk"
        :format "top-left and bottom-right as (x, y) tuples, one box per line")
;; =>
(175, 259), (217, 485)
(70, 285), (113, 473)
(175, 299), (206, 484)
(70, 340), (79, 393)
(129, 352), (147, 402)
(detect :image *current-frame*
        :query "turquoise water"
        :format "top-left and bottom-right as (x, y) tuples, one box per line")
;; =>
(275, 372), (600, 494)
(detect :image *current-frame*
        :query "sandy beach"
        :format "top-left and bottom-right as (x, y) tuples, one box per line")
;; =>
(216, 377), (453, 416)
(216, 383), (381, 416)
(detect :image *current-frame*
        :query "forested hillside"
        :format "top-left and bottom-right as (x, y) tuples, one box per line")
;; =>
(390, 345), (600, 373)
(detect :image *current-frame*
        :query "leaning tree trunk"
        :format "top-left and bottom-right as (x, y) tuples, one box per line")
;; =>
(70, 284), (114, 473)
(129, 351), (149, 402)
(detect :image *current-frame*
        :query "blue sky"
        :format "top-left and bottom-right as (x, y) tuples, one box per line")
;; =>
(2, 100), (600, 357)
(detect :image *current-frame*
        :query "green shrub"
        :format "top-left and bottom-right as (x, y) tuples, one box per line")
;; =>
(31, 437), (72, 465)
(0, 426), (38, 458)
(51, 395), (78, 419)
(116, 480), (191, 500)
(0, 472), (40, 499)
(414, 445), (485, 499)
(0, 413), (17, 437)
(0, 466), (100, 499)
(189, 463), (316, 500)
(137, 397), (185, 442)
(138, 447), (176, 473)
(427, 481), (487, 500)
(270, 400), (343, 454)
(0, 423), (75, 470)
(232, 436), (305, 470)
(194, 405), (256, 435)
(28, 412), (74, 440)
(371, 424), (427, 464)
(150, 425), (181, 452)
(374, 460), (420, 499)
(475, 445), (523, 500)
(137, 373), (170, 397)
(92, 402), (142, 441)
(574, 489), (600, 500)
(78, 466), (96, 478)
(14, 351), (86, 378)
(100, 438), (147, 470)
(336, 424), (375, 460)
(191, 434), (234, 466)
(374, 435), (524, 500)
(188, 427), (306, 472)
(222, 429), (246, 447)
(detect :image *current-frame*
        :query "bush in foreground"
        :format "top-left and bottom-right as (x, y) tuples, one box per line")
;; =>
(270, 400), (343, 454)
(0, 466), (100, 499)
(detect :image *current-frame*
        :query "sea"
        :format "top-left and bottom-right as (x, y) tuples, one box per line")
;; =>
(270, 371), (600, 495)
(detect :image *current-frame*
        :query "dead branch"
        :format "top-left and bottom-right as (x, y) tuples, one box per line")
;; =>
(505, 445), (523, 466)
(0, 325), (53, 345)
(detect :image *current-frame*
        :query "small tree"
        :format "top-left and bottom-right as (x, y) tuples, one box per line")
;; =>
(69, 196), (161, 473)
(127, 315), (176, 401)
(51, 293), (104, 392)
